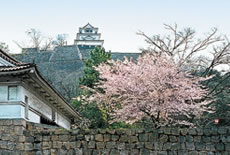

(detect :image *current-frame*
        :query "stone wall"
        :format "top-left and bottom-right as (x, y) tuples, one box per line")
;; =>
(1, 119), (230, 154)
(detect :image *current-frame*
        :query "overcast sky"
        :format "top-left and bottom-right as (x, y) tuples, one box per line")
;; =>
(0, 0), (230, 53)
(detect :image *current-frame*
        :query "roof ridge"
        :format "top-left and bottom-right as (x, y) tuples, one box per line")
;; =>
(0, 49), (25, 65)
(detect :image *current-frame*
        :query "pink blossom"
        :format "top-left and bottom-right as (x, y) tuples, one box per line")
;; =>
(90, 53), (212, 126)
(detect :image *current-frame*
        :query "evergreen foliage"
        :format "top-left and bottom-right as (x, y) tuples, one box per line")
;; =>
(79, 47), (111, 88)
(72, 47), (112, 128)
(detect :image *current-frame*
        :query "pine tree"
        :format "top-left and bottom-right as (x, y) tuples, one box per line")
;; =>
(73, 47), (111, 128)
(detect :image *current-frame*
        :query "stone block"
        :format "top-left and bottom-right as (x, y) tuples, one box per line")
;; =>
(210, 127), (218, 135)
(34, 135), (42, 142)
(218, 127), (227, 135)
(7, 142), (15, 150)
(136, 142), (145, 148)
(59, 135), (69, 141)
(120, 150), (129, 155)
(110, 149), (119, 155)
(51, 135), (58, 141)
(42, 142), (51, 150)
(75, 141), (81, 148)
(203, 128), (211, 136)
(169, 136), (178, 142)
(188, 151), (198, 155)
(52, 141), (62, 149)
(149, 132), (158, 142)
(117, 143), (125, 150)
(63, 142), (71, 150)
(43, 150), (51, 155)
(178, 136), (186, 143)
(225, 143), (230, 151)
(178, 150), (188, 155)
(129, 136), (138, 143)
(181, 128), (188, 135)
(215, 143), (224, 151)
(119, 135), (128, 142)
(202, 136), (210, 142)
(95, 134), (103, 142)
(195, 142), (205, 150)
(145, 142), (154, 149)
(88, 141), (95, 149)
(111, 135), (119, 141)
(164, 127), (171, 134)
(76, 134), (84, 140)
(163, 142), (171, 150)
(193, 136), (201, 142)
(171, 143), (180, 150)
(186, 135), (194, 142)
(14, 126), (24, 135)
(16, 143), (24, 150)
(196, 128), (203, 135)
(130, 149), (139, 155)
(115, 129), (125, 135)
(158, 151), (167, 155)
(106, 141), (116, 149)
(154, 142), (163, 150)
(85, 135), (91, 141)
(75, 148), (83, 155)
(34, 143), (41, 150)
(54, 130), (69, 135)
(125, 143), (135, 149)
(70, 141), (76, 149)
(171, 128), (180, 135)
(140, 149), (150, 155)
(96, 142), (105, 149)
(159, 135), (168, 142)
(24, 143), (33, 151)
(26, 136), (35, 143)
(106, 129), (115, 134)
(186, 142), (195, 150)
(104, 134), (111, 142)
(206, 143), (215, 151)
(188, 128), (197, 135)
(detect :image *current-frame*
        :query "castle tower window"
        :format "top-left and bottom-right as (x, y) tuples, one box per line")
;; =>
(52, 109), (56, 121)
(25, 96), (29, 119)
(8, 86), (17, 100)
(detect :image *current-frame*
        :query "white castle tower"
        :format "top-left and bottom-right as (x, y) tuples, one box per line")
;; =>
(74, 23), (104, 47)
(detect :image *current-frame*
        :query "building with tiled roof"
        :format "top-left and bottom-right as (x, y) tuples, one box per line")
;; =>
(0, 49), (81, 129)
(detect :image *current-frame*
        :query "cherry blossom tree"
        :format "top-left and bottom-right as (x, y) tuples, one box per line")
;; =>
(90, 53), (212, 127)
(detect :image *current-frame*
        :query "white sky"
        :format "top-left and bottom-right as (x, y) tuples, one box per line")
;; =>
(0, 0), (230, 53)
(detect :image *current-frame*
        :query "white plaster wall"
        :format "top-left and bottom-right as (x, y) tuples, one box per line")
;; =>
(0, 85), (23, 102)
(0, 86), (8, 101)
(0, 104), (23, 118)
(28, 110), (40, 123)
(57, 113), (71, 129)
(0, 84), (72, 129)
(22, 86), (71, 129)
(76, 40), (103, 46)
(22, 87), (52, 120)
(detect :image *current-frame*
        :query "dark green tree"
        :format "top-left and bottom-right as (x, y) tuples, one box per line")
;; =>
(200, 70), (230, 127)
(72, 47), (112, 129)
(79, 47), (111, 88)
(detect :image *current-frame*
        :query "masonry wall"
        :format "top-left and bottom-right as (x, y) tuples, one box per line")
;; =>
(1, 119), (230, 155)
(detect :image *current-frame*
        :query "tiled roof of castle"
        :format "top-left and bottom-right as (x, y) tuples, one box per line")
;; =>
(0, 64), (32, 72)
(0, 49), (34, 72)
(0, 49), (25, 65)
